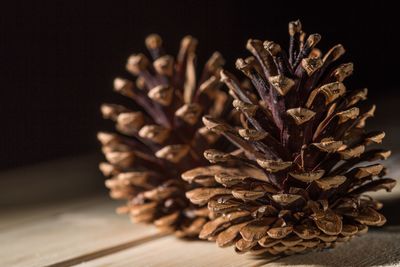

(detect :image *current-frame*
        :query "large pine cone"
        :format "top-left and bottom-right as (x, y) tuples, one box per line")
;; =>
(183, 21), (396, 254)
(99, 34), (232, 237)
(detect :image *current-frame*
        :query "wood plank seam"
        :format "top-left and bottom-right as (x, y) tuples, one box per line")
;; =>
(44, 232), (167, 267)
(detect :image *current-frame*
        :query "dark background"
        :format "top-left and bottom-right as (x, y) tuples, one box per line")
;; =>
(1, 0), (399, 170)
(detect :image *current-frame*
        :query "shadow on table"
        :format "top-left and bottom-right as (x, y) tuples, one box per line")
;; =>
(248, 198), (400, 267)
(250, 226), (400, 267)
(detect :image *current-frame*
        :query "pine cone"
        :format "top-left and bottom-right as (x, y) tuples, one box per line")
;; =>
(183, 21), (396, 255)
(99, 34), (231, 237)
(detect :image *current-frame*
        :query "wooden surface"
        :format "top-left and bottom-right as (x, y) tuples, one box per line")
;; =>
(77, 227), (400, 267)
(1, 152), (400, 267)
(0, 196), (159, 267)
(2, 195), (400, 267)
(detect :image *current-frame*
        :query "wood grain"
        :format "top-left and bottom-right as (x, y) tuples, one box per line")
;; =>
(0, 197), (158, 267)
(73, 235), (281, 267)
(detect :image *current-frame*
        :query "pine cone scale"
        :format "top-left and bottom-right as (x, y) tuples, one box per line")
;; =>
(99, 34), (232, 237)
(183, 20), (396, 255)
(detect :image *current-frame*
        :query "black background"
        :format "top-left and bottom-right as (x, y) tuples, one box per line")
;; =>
(1, 0), (399, 169)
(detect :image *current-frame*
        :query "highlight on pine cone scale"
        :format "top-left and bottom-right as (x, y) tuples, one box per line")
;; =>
(99, 34), (232, 237)
(183, 20), (396, 254)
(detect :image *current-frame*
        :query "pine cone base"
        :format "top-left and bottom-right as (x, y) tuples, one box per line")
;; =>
(185, 162), (386, 255)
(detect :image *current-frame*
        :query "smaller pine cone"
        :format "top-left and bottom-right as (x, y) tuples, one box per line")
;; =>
(99, 34), (231, 237)
(183, 20), (396, 255)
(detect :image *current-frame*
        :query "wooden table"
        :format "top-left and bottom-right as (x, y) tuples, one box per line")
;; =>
(1, 153), (400, 267)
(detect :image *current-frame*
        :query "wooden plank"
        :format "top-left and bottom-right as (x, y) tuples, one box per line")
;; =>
(72, 234), (280, 267)
(0, 196), (105, 230)
(73, 227), (400, 267)
(0, 196), (159, 267)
